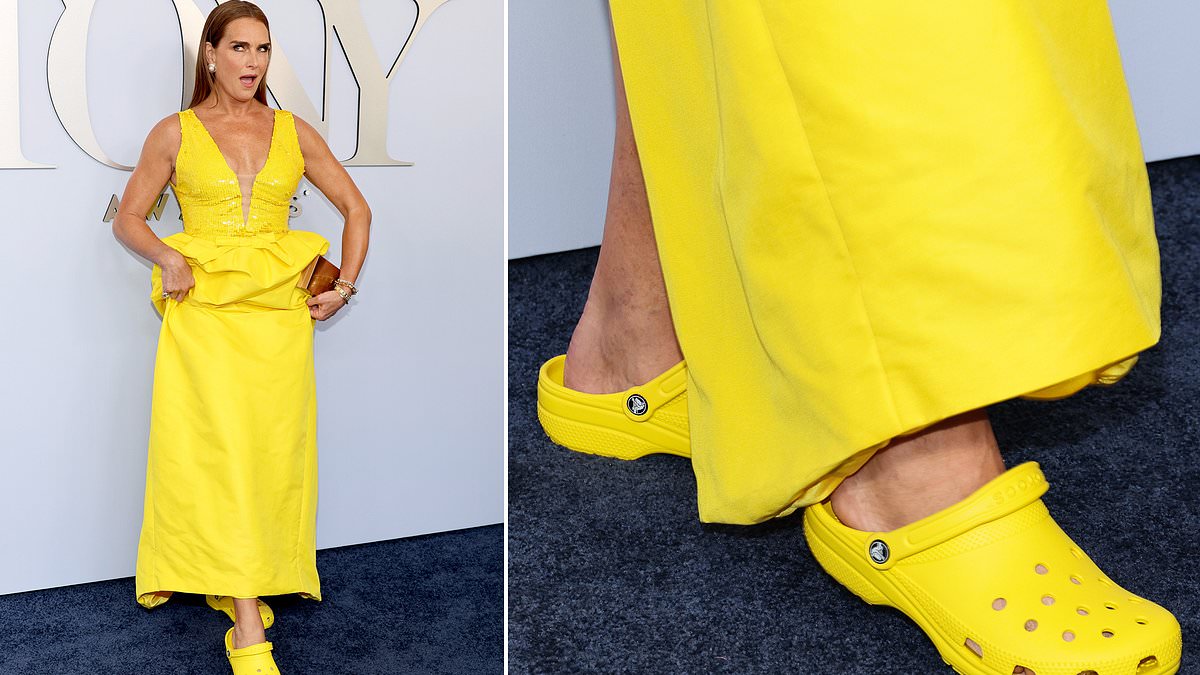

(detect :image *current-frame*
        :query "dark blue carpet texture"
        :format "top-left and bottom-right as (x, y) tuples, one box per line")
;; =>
(0, 525), (501, 674)
(508, 156), (1200, 673)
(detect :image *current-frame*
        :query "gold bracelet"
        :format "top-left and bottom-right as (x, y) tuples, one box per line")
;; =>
(333, 278), (358, 296)
(335, 285), (351, 303)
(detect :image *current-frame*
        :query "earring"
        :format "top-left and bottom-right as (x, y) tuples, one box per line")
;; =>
(208, 63), (216, 73)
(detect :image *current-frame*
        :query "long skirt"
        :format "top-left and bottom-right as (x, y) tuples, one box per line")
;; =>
(136, 229), (330, 607)
(608, 1), (1160, 524)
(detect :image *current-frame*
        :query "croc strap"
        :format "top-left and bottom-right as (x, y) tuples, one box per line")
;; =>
(621, 360), (687, 423)
(865, 462), (1048, 570)
(228, 640), (274, 658)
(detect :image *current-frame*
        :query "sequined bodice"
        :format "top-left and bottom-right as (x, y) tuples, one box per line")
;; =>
(172, 107), (304, 239)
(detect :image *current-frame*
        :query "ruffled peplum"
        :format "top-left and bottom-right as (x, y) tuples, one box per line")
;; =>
(150, 229), (330, 317)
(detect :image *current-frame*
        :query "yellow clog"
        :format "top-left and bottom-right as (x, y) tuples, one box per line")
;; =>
(536, 354), (690, 459)
(224, 627), (279, 674)
(206, 594), (275, 629)
(803, 462), (1181, 674)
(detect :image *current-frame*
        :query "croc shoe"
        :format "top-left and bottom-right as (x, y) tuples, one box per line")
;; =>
(536, 354), (690, 459)
(803, 462), (1181, 674)
(224, 626), (279, 674)
(206, 594), (275, 629)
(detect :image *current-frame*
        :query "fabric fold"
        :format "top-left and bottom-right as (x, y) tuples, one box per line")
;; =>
(150, 229), (331, 316)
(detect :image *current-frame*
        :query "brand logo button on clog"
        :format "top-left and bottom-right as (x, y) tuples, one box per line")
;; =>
(626, 394), (649, 416)
(869, 539), (890, 564)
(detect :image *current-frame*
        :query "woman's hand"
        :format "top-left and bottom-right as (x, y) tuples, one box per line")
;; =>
(307, 289), (348, 321)
(160, 250), (195, 303)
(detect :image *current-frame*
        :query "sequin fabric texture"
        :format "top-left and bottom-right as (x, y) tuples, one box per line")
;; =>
(172, 108), (304, 239)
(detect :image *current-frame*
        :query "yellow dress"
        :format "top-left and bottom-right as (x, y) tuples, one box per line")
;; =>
(608, 2), (1160, 524)
(135, 107), (330, 608)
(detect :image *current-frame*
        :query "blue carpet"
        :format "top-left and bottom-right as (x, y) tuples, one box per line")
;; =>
(0, 525), (502, 674)
(508, 156), (1200, 673)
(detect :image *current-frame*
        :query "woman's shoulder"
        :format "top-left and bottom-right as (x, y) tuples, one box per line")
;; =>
(145, 111), (185, 149)
(280, 107), (312, 131)
(282, 109), (324, 151)
(157, 110), (188, 129)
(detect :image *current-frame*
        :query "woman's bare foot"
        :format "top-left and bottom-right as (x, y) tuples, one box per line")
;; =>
(562, 15), (682, 395)
(231, 597), (267, 649)
(829, 408), (1007, 533)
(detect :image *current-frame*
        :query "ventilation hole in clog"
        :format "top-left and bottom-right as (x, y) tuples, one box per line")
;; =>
(1137, 656), (1159, 672)
(1129, 596), (1145, 604)
(1042, 595), (1055, 606)
(1077, 607), (1090, 616)
(1069, 547), (1083, 559)
(1077, 671), (1099, 675)
(1035, 564), (1049, 575)
(1025, 619), (1038, 632)
(1105, 603), (1117, 611)
(965, 638), (983, 657)
(1136, 618), (1148, 625)
(1098, 578), (1114, 588)
(1013, 666), (1036, 675)
(1069, 575), (1083, 585)
(1102, 630), (1115, 638)
(993, 598), (1007, 610)
(1062, 630), (1075, 642)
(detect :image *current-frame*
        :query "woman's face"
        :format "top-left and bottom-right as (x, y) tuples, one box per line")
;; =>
(204, 17), (271, 102)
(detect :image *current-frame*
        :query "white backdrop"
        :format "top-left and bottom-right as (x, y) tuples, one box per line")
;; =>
(508, 0), (1200, 258)
(0, 0), (502, 595)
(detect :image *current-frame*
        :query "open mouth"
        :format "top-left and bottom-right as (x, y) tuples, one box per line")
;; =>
(240, 75), (257, 87)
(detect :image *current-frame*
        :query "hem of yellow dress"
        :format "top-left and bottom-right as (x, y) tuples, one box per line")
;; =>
(697, 338), (1158, 525)
(136, 586), (322, 610)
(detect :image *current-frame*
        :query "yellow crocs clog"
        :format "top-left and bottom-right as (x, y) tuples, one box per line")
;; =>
(536, 354), (690, 459)
(803, 462), (1181, 675)
(224, 626), (279, 674)
(206, 594), (275, 629)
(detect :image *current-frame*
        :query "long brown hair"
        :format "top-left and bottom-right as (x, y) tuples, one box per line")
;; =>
(187, 1), (271, 109)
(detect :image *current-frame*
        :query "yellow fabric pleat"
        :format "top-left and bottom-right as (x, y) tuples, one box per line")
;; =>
(135, 108), (329, 608)
(608, 1), (1160, 524)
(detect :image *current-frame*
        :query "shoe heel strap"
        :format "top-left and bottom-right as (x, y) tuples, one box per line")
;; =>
(621, 360), (687, 423)
(867, 462), (1048, 570)
(228, 640), (274, 658)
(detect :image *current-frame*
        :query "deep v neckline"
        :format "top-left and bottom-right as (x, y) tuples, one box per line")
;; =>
(188, 107), (280, 229)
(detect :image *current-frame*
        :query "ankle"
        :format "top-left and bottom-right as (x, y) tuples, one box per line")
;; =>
(829, 410), (1006, 532)
(563, 296), (682, 394)
(232, 626), (266, 649)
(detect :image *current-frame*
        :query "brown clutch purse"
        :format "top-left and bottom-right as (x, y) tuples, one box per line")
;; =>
(297, 255), (341, 295)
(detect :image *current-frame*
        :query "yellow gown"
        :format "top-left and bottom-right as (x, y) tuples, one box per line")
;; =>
(136, 107), (330, 608)
(608, 2), (1160, 524)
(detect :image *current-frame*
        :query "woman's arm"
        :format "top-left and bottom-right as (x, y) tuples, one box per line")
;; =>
(293, 114), (372, 287)
(112, 115), (194, 302)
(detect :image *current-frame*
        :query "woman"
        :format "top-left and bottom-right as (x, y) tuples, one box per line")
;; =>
(537, 2), (1182, 673)
(112, 2), (370, 672)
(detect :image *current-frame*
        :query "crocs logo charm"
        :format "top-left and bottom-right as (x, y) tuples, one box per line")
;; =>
(626, 394), (649, 416)
(868, 539), (890, 564)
